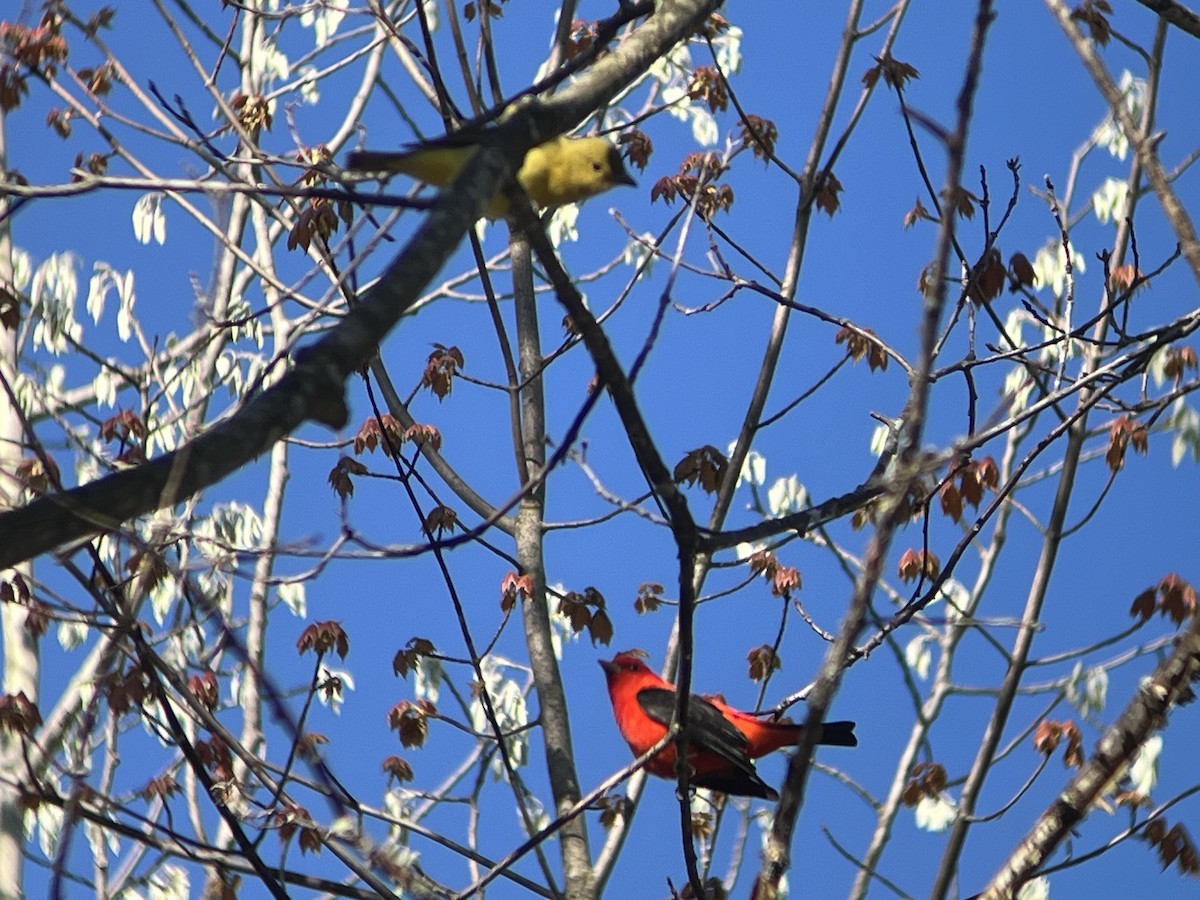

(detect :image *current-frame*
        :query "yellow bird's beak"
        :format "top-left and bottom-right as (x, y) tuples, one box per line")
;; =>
(605, 145), (637, 189)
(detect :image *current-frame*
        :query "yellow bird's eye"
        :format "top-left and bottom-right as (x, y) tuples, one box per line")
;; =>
(593, 161), (603, 172)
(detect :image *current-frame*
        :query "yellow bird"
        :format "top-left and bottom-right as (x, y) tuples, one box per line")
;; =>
(346, 135), (636, 219)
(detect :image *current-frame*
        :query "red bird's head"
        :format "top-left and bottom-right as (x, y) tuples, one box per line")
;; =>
(599, 651), (654, 685)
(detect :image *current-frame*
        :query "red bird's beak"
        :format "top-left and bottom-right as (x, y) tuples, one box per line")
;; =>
(598, 659), (617, 676)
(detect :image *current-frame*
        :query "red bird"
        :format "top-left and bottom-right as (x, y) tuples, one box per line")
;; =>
(600, 651), (856, 800)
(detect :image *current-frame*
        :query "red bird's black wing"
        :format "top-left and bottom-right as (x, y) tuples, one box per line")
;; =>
(635, 687), (778, 800)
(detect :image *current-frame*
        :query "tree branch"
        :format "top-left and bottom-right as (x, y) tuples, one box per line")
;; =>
(981, 613), (1200, 898)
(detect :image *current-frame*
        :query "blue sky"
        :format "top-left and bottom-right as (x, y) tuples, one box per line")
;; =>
(7, 0), (1200, 897)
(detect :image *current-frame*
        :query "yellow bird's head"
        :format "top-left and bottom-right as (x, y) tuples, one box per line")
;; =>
(522, 136), (637, 210)
(580, 140), (639, 197)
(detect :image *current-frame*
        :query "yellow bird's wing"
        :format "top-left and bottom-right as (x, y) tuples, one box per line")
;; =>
(344, 143), (475, 187)
(347, 140), (509, 217)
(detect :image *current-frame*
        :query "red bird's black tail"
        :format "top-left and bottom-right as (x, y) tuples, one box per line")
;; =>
(819, 720), (858, 747)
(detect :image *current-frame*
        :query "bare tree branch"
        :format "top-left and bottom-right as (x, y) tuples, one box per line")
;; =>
(981, 612), (1200, 898)
(1133, 0), (1200, 41)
